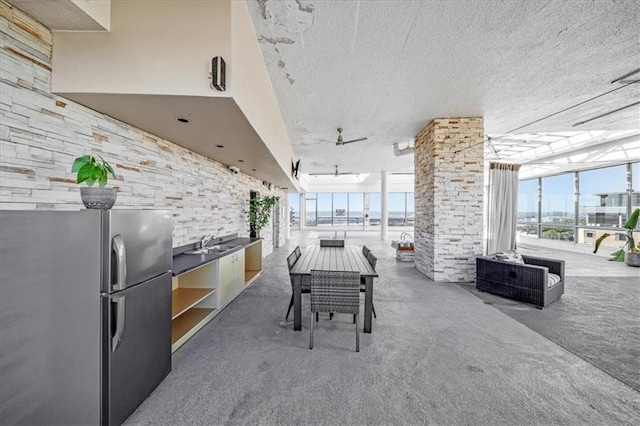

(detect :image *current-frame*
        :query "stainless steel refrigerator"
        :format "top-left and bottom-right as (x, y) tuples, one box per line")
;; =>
(0, 210), (173, 426)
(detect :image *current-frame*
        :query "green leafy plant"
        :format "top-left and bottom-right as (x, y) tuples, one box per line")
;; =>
(593, 208), (640, 262)
(249, 195), (279, 234)
(71, 155), (116, 187)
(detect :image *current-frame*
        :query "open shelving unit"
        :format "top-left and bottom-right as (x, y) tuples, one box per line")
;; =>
(171, 308), (214, 345)
(172, 288), (215, 319)
(171, 261), (218, 352)
(171, 239), (264, 352)
(244, 240), (263, 288)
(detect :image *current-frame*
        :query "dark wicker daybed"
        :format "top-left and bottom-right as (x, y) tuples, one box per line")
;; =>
(476, 254), (565, 308)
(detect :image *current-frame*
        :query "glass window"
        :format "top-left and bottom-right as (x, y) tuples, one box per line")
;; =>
(317, 193), (332, 227)
(348, 193), (364, 226)
(369, 193), (381, 228)
(388, 193), (406, 226)
(305, 193), (316, 226)
(541, 224), (575, 242)
(288, 193), (299, 226)
(517, 179), (538, 236)
(333, 193), (348, 226)
(406, 193), (415, 226)
(579, 165), (627, 228)
(541, 174), (574, 241)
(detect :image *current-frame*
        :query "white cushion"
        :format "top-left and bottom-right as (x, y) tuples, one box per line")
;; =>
(548, 273), (561, 288)
(495, 250), (525, 264)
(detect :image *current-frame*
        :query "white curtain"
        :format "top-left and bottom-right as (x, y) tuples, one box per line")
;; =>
(486, 162), (520, 254)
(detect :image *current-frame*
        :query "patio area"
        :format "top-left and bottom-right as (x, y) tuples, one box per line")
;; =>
(125, 231), (639, 425)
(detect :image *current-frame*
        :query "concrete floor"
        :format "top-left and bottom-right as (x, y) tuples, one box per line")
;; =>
(125, 231), (640, 425)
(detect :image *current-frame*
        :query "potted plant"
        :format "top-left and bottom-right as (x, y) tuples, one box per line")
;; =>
(593, 208), (640, 267)
(248, 195), (278, 238)
(71, 154), (118, 210)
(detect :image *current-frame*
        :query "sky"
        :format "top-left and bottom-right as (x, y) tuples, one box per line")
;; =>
(519, 164), (635, 214)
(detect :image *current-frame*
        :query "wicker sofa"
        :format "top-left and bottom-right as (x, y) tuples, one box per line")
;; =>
(476, 254), (565, 308)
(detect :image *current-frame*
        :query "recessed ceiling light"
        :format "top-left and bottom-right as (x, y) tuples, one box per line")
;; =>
(238, 160), (244, 163)
(216, 145), (224, 148)
(176, 117), (190, 123)
(252, 169), (256, 171)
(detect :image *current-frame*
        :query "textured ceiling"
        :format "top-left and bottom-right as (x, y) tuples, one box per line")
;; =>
(247, 0), (640, 175)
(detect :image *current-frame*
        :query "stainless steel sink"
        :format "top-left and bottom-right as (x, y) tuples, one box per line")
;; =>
(185, 243), (242, 255)
(186, 246), (226, 255)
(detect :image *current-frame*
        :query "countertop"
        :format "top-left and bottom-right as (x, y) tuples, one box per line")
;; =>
(172, 237), (261, 276)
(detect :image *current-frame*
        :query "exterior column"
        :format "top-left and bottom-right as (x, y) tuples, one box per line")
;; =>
(381, 171), (389, 240)
(573, 172), (579, 244)
(626, 163), (633, 218)
(414, 118), (484, 282)
(363, 192), (370, 230)
(285, 195), (291, 240)
(299, 193), (306, 230)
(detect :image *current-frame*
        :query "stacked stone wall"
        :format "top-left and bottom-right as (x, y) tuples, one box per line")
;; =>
(414, 118), (484, 282)
(0, 2), (284, 253)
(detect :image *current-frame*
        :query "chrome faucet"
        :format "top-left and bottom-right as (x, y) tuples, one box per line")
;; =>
(201, 235), (215, 249)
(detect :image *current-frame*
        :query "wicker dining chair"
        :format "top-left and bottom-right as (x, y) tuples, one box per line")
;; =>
(310, 270), (361, 352)
(287, 250), (298, 270)
(320, 239), (345, 247)
(356, 252), (377, 320)
(285, 249), (310, 320)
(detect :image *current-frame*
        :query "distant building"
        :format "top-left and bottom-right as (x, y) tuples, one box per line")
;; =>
(582, 192), (639, 227)
(579, 191), (639, 249)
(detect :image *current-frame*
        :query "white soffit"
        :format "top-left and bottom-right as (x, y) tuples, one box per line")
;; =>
(299, 171), (415, 194)
(9, 0), (109, 31)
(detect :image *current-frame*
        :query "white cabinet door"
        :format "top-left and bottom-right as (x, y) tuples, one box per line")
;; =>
(218, 254), (235, 308)
(234, 249), (245, 296)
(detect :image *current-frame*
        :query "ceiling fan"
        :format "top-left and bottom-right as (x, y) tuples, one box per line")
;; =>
(309, 165), (355, 177)
(333, 165), (354, 177)
(335, 128), (367, 146)
(300, 128), (368, 147)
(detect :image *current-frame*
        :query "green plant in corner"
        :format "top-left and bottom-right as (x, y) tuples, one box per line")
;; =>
(71, 155), (116, 187)
(593, 208), (640, 263)
(249, 195), (279, 235)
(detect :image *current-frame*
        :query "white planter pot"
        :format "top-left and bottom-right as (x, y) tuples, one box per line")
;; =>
(625, 252), (640, 267)
(80, 187), (117, 210)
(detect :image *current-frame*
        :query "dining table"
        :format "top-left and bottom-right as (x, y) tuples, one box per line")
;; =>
(289, 245), (379, 333)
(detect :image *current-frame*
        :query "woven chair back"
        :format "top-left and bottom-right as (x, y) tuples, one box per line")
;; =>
(310, 270), (360, 315)
(287, 251), (298, 270)
(320, 239), (345, 247)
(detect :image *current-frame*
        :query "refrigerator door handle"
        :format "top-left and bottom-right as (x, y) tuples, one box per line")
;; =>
(112, 234), (127, 291)
(112, 295), (126, 352)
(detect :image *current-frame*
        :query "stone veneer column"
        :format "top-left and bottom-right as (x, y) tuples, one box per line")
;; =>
(414, 118), (484, 282)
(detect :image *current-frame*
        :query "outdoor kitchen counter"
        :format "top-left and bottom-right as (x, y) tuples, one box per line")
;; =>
(172, 237), (262, 276)
(170, 236), (263, 352)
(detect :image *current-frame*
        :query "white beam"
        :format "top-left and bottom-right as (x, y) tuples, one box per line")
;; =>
(381, 171), (389, 241)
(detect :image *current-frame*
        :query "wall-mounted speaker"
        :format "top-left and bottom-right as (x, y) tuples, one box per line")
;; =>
(211, 56), (226, 91)
(291, 159), (301, 179)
